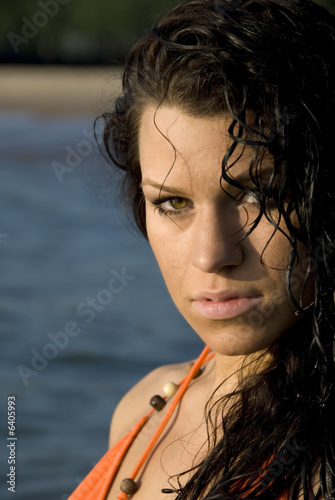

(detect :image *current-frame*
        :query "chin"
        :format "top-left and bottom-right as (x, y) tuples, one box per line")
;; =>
(194, 325), (280, 358)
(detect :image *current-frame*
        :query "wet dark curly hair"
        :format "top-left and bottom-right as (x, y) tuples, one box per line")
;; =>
(98, 0), (335, 498)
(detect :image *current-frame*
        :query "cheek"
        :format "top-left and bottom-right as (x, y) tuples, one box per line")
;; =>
(251, 222), (293, 270)
(149, 233), (186, 273)
(253, 222), (313, 306)
(146, 219), (188, 283)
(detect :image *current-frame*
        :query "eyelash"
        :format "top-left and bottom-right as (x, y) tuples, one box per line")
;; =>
(152, 197), (190, 217)
(151, 191), (262, 218)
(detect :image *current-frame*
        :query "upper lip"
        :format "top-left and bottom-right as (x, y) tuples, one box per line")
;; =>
(192, 291), (262, 302)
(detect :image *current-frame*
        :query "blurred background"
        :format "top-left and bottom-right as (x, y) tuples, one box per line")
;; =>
(1, 1), (335, 499)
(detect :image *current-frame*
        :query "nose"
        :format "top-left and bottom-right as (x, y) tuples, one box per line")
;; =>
(191, 207), (244, 273)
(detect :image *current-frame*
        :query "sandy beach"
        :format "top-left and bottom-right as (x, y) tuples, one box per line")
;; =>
(0, 64), (122, 116)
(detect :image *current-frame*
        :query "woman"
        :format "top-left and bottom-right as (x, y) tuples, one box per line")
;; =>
(69, 0), (335, 498)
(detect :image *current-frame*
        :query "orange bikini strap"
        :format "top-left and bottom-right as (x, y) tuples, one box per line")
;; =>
(116, 345), (212, 500)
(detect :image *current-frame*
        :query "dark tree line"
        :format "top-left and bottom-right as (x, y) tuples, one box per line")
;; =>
(1, 0), (335, 64)
(1, 0), (180, 63)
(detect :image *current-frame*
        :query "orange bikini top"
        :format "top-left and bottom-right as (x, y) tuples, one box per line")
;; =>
(68, 346), (290, 500)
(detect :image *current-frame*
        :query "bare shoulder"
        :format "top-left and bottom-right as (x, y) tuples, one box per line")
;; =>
(109, 360), (188, 447)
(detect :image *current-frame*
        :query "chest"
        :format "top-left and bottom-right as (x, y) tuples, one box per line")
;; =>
(106, 410), (208, 500)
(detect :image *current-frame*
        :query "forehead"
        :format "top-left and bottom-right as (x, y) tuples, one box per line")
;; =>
(139, 106), (272, 185)
(139, 106), (230, 160)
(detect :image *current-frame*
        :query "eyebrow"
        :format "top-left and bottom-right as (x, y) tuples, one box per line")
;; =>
(141, 167), (274, 195)
(141, 179), (188, 196)
(226, 163), (274, 182)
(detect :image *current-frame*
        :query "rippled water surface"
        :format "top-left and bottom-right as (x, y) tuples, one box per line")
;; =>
(0, 111), (203, 500)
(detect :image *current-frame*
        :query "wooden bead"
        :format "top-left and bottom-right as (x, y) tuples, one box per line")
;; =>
(185, 361), (202, 379)
(150, 395), (166, 411)
(162, 382), (179, 398)
(120, 478), (137, 495)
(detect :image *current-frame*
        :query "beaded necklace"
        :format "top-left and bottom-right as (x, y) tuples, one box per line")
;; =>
(117, 345), (214, 499)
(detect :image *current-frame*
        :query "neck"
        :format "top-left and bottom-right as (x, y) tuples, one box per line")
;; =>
(211, 349), (273, 397)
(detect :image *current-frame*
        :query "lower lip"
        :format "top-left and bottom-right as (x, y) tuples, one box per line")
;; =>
(192, 296), (262, 320)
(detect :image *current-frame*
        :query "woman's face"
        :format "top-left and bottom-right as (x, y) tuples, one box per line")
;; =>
(139, 107), (311, 356)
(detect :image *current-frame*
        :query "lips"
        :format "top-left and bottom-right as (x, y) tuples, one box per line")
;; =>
(192, 292), (262, 320)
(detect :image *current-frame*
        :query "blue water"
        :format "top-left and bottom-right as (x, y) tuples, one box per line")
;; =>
(0, 110), (203, 500)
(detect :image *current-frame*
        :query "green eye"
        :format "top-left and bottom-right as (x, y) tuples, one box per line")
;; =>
(169, 198), (188, 209)
(153, 196), (190, 218)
